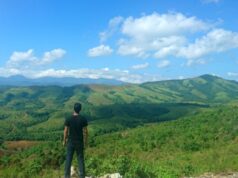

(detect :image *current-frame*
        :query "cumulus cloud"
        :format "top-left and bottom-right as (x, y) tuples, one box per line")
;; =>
(178, 29), (238, 59)
(88, 45), (113, 57)
(0, 67), (164, 83)
(121, 12), (209, 39)
(7, 49), (36, 67)
(153, 36), (186, 58)
(117, 12), (210, 58)
(92, 12), (238, 66)
(157, 60), (170, 68)
(6, 48), (66, 68)
(1, 47), (164, 83)
(114, 12), (227, 66)
(132, 63), (149, 70)
(40, 48), (66, 65)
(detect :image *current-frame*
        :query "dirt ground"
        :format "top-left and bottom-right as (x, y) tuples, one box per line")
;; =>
(5, 140), (41, 150)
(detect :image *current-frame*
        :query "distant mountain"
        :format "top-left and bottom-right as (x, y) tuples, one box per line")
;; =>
(141, 74), (238, 103)
(0, 75), (125, 86)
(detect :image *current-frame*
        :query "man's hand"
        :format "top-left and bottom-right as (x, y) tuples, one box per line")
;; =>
(63, 140), (67, 147)
(84, 140), (88, 149)
(83, 127), (88, 149)
(63, 126), (69, 147)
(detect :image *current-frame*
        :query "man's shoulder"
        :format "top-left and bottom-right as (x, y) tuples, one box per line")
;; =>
(79, 114), (87, 120)
(65, 115), (73, 121)
(64, 114), (74, 125)
(79, 115), (88, 127)
(65, 112), (73, 118)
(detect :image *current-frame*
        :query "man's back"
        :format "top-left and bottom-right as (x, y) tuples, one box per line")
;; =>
(65, 115), (88, 144)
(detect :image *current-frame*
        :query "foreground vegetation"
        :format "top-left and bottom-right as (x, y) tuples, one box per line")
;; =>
(1, 105), (238, 177)
(85, 105), (238, 177)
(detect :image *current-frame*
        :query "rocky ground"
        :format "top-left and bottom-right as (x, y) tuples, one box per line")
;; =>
(86, 173), (122, 178)
(185, 172), (238, 178)
(68, 166), (122, 178)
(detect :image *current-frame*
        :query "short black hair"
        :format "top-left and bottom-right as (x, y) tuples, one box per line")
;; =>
(74, 103), (82, 114)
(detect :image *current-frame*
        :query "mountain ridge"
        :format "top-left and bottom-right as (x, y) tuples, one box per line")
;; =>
(0, 75), (125, 86)
(1, 74), (237, 87)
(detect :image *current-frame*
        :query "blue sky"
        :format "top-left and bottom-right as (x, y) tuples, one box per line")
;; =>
(0, 0), (238, 83)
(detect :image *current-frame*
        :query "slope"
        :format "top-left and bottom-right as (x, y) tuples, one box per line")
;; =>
(1, 104), (238, 177)
(0, 74), (238, 140)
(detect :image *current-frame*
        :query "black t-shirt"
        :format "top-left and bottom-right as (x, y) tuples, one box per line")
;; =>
(64, 115), (88, 143)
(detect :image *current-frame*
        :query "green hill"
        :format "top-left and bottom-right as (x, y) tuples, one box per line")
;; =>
(141, 74), (238, 103)
(0, 74), (238, 140)
(1, 74), (238, 177)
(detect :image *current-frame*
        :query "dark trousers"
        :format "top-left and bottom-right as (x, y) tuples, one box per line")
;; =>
(65, 141), (85, 178)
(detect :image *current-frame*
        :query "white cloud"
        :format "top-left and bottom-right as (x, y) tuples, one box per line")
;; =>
(0, 67), (164, 83)
(88, 45), (113, 57)
(40, 48), (66, 65)
(0, 67), (22, 76)
(157, 60), (170, 68)
(227, 72), (238, 77)
(9, 49), (34, 62)
(100, 16), (124, 43)
(118, 45), (144, 56)
(178, 29), (238, 59)
(132, 63), (149, 70)
(153, 36), (186, 58)
(116, 12), (212, 60)
(6, 48), (66, 68)
(121, 12), (209, 39)
(93, 12), (238, 67)
(7, 49), (36, 67)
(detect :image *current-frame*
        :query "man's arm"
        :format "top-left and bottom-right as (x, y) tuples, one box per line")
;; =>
(63, 126), (69, 146)
(83, 127), (88, 148)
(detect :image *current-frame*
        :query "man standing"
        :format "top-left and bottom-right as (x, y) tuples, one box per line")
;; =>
(63, 103), (88, 178)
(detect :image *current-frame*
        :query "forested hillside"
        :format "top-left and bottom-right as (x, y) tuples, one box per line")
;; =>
(1, 75), (238, 177)
(0, 75), (237, 141)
